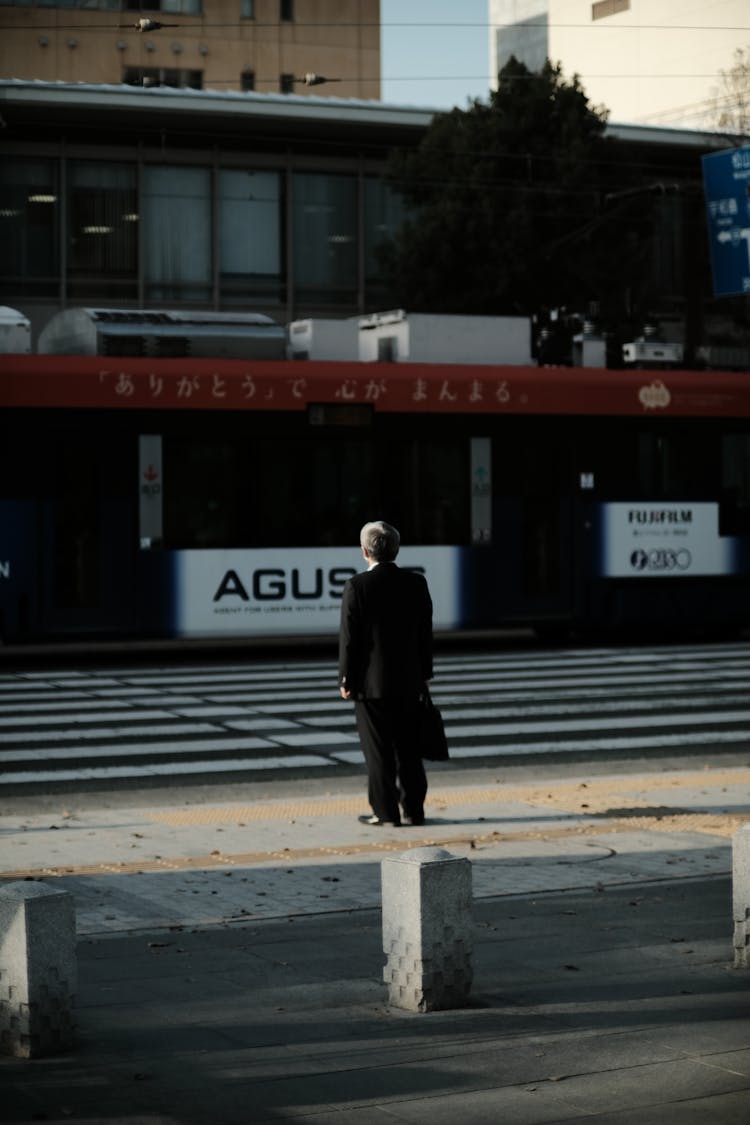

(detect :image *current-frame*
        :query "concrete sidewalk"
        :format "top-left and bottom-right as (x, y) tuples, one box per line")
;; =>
(2, 766), (749, 933)
(2, 764), (750, 1122)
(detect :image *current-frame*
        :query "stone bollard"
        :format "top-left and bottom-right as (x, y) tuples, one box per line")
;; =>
(0, 881), (77, 1057)
(733, 824), (750, 969)
(381, 846), (473, 1012)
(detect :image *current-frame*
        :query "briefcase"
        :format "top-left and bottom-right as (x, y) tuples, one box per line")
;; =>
(418, 691), (449, 761)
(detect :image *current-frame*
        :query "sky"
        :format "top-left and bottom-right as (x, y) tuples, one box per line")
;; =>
(380, 0), (491, 110)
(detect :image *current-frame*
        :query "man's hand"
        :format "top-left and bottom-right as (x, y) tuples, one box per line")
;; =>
(340, 685), (352, 700)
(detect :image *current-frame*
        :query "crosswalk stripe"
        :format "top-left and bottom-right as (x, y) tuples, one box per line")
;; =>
(330, 728), (750, 764)
(2, 722), (224, 744)
(0, 709), (194, 728)
(2, 642), (750, 787)
(1, 735), (275, 763)
(445, 708), (750, 739)
(2, 755), (333, 785)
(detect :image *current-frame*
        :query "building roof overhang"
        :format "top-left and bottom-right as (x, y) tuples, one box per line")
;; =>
(0, 79), (436, 150)
(0, 78), (739, 154)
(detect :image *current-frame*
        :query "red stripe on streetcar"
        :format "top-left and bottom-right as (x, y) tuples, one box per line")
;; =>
(1, 354), (749, 417)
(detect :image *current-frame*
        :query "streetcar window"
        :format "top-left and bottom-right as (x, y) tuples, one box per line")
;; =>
(636, 430), (715, 498)
(411, 440), (468, 545)
(578, 422), (717, 500)
(256, 436), (377, 547)
(162, 422), (469, 549)
(163, 431), (378, 549)
(164, 439), (248, 549)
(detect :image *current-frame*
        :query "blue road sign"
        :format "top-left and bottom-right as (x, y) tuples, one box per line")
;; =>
(702, 146), (750, 298)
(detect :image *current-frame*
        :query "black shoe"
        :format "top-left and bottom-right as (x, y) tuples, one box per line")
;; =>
(358, 814), (400, 827)
(402, 815), (425, 826)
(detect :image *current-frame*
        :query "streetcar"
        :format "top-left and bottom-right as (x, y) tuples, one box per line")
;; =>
(2, 342), (750, 645)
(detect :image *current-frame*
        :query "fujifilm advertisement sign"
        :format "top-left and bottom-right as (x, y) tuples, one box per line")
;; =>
(599, 502), (736, 578)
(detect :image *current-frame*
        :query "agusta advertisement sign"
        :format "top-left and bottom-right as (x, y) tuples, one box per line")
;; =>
(172, 547), (462, 637)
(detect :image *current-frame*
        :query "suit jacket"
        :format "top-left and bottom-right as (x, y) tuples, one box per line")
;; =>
(338, 562), (433, 699)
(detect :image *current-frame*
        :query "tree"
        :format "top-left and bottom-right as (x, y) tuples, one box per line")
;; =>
(379, 58), (645, 321)
(709, 46), (750, 138)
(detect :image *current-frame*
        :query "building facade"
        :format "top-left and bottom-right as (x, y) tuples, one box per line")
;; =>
(0, 81), (421, 341)
(489, 0), (746, 130)
(0, 0), (380, 99)
(0, 78), (745, 356)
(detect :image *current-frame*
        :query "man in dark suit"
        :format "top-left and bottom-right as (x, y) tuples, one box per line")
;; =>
(338, 521), (433, 827)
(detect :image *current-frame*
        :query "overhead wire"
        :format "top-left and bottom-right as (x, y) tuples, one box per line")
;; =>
(4, 72), (739, 81)
(3, 19), (750, 31)
(4, 13), (746, 138)
(4, 12), (747, 90)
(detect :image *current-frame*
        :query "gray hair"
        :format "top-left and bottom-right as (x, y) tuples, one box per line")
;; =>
(360, 520), (400, 562)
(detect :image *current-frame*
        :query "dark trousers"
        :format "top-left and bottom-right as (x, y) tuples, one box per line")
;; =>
(354, 698), (427, 823)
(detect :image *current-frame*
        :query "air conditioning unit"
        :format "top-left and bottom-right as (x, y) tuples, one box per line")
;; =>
(38, 308), (286, 359)
(696, 344), (750, 371)
(622, 340), (683, 366)
(0, 306), (31, 354)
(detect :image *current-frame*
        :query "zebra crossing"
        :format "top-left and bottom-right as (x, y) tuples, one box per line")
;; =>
(1, 641), (750, 790)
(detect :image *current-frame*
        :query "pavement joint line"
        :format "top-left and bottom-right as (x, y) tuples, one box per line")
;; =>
(0, 816), (736, 881)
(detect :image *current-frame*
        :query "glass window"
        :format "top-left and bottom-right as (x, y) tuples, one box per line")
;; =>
(364, 177), (406, 306)
(591, 0), (629, 19)
(0, 158), (59, 297)
(364, 178), (405, 279)
(160, 0), (201, 12)
(0, 0), (122, 6)
(123, 66), (202, 88)
(219, 169), (282, 302)
(142, 165), (211, 301)
(292, 172), (357, 306)
(67, 161), (137, 298)
(122, 0), (201, 12)
(240, 0), (254, 16)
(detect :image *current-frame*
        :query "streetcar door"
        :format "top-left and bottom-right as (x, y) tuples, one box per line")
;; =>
(518, 492), (574, 624)
(486, 422), (575, 629)
(39, 429), (135, 637)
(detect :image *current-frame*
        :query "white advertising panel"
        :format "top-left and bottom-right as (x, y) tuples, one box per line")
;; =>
(600, 502), (734, 578)
(173, 546), (461, 637)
